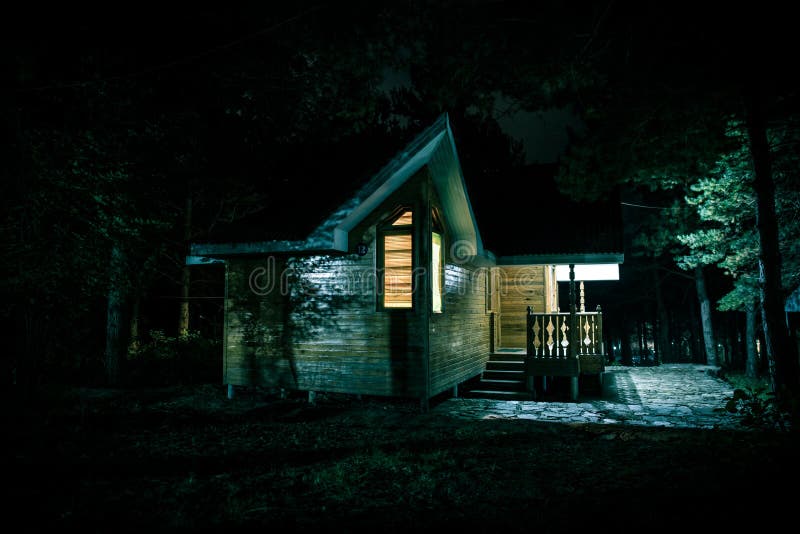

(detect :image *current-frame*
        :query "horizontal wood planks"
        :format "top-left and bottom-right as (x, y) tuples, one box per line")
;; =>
(224, 246), (426, 397)
(429, 264), (491, 396)
(498, 265), (546, 348)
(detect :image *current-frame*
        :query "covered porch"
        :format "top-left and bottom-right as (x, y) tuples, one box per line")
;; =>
(477, 259), (622, 401)
(467, 168), (625, 400)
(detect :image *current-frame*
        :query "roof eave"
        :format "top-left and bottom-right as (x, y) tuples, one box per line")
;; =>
(188, 237), (340, 260)
(496, 252), (624, 266)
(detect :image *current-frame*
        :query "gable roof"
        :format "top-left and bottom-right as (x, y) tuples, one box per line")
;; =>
(188, 114), (624, 267)
(190, 113), (484, 261)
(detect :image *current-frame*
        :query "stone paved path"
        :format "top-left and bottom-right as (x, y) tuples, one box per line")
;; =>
(438, 364), (746, 430)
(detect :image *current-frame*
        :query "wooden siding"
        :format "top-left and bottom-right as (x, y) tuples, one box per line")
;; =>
(544, 265), (559, 312)
(224, 249), (427, 397)
(429, 263), (492, 396)
(498, 265), (546, 348)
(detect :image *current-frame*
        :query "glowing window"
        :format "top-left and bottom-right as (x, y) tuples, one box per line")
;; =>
(432, 232), (443, 313)
(391, 210), (413, 226)
(382, 233), (413, 308)
(379, 208), (414, 309)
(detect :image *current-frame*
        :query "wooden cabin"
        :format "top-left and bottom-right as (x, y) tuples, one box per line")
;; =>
(188, 114), (623, 405)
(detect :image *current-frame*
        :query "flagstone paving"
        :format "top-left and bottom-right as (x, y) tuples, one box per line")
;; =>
(438, 364), (746, 430)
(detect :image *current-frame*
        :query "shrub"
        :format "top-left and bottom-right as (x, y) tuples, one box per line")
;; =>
(127, 330), (221, 386)
(722, 386), (790, 431)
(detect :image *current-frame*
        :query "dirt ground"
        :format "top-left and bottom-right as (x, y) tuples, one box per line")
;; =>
(4, 383), (799, 532)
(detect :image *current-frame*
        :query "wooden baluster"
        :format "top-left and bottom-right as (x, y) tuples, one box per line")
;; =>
(526, 306), (533, 357)
(560, 315), (569, 358)
(582, 314), (591, 354)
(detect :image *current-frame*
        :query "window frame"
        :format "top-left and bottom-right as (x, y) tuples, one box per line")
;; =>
(376, 208), (415, 311)
(431, 208), (445, 314)
(485, 267), (495, 313)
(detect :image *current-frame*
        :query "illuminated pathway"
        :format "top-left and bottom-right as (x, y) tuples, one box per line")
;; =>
(439, 364), (749, 430)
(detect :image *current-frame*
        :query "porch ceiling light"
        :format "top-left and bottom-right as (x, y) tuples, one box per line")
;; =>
(555, 264), (620, 282)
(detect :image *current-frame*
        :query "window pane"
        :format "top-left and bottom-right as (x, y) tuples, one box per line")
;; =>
(383, 233), (413, 308)
(432, 232), (443, 313)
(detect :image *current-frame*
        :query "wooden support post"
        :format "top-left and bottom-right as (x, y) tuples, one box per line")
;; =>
(569, 265), (576, 350)
(526, 306), (536, 399)
(570, 377), (579, 401)
(227, 384), (235, 400)
(569, 265), (580, 401)
(596, 305), (605, 356)
(308, 390), (316, 406)
(452, 383), (459, 398)
(420, 396), (430, 413)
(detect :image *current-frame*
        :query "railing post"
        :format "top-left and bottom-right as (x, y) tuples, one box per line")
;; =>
(568, 265), (577, 362)
(596, 305), (605, 356)
(526, 305), (535, 399)
(569, 265), (579, 400)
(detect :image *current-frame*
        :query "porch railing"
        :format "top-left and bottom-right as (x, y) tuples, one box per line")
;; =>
(526, 306), (604, 358)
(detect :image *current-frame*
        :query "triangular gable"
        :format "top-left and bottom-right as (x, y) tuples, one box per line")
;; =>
(190, 113), (484, 260)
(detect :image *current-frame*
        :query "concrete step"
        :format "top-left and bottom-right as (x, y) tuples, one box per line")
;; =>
(485, 360), (525, 371)
(489, 352), (525, 362)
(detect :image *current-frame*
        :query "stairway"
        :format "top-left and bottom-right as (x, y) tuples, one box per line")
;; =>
(464, 351), (532, 400)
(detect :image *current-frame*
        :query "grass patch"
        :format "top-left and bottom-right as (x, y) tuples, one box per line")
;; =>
(6, 384), (800, 531)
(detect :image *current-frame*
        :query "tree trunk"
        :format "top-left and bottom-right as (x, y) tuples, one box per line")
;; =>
(105, 244), (127, 386)
(745, 86), (800, 401)
(695, 266), (717, 366)
(129, 293), (141, 355)
(719, 314), (730, 367)
(654, 268), (670, 364)
(746, 299), (759, 378)
(621, 312), (633, 366)
(637, 318), (645, 358)
(178, 196), (193, 337)
(18, 303), (47, 395)
(687, 294), (703, 363)
(736, 314), (745, 367)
